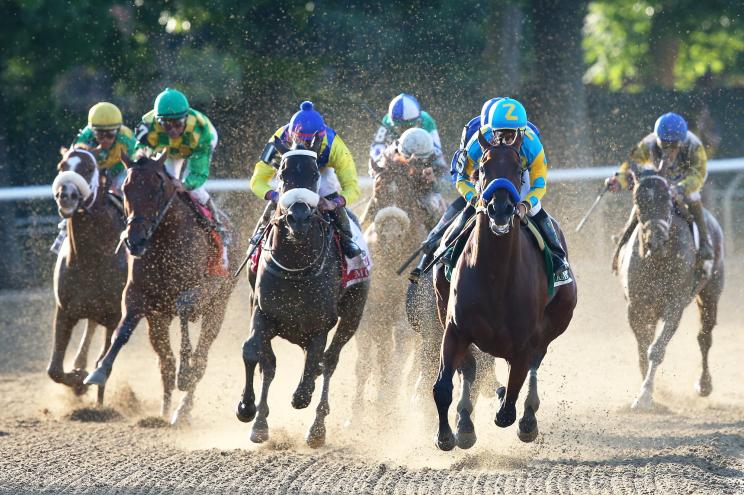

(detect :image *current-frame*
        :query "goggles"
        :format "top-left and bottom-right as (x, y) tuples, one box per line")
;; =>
(657, 139), (681, 151)
(490, 128), (522, 146)
(93, 129), (118, 140)
(157, 117), (187, 131)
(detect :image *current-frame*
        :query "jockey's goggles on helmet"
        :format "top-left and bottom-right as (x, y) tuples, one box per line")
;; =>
(93, 129), (118, 140)
(393, 118), (421, 130)
(157, 116), (187, 131)
(490, 128), (523, 146)
(657, 139), (681, 151)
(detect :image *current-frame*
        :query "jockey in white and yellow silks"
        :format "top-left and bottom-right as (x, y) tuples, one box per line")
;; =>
(606, 112), (713, 270)
(250, 101), (363, 258)
(444, 97), (569, 279)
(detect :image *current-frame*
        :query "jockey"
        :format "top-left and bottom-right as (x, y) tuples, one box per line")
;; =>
(134, 88), (223, 228)
(250, 100), (363, 259)
(606, 112), (713, 268)
(74, 102), (136, 192)
(408, 97), (544, 282)
(369, 93), (442, 165)
(429, 97), (568, 280)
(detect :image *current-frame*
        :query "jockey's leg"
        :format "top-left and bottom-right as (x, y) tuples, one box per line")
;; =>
(686, 193), (713, 260)
(330, 202), (363, 259)
(611, 205), (639, 274)
(530, 206), (569, 277)
(409, 196), (467, 283)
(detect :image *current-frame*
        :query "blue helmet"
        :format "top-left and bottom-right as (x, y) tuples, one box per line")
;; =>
(388, 93), (421, 124)
(488, 97), (527, 130)
(289, 101), (326, 139)
(654, 112), (688, 142)
(480, 97), (504, 126)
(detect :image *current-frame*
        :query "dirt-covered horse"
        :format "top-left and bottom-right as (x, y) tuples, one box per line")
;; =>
(84, 152), (241, 425)
(236, 146), (369, 448)
(618, 168), (724, 410)
(47, 147), (126, 405)
(433, 133), (577, 450)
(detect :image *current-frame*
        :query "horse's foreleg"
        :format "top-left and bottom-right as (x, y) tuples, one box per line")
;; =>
(47, 310), (87, 392)
(517, 352), (545, 443)
(495, 357), (530, 429)
(632, 308), (683, 410)
(237, 308), (271, 424)
(695, 292), (718, 397)
(146, 315), (175, 419)
(454, 349), (477, 449)
(433, 323), (468, 451)
(251, 339), (276, 443)
(351, 329), (373, 424)
(84, 309), (142, 386)
(72, 320), (96, 371)
(292, 333), (327, 410)
(628, 303), (654, 378)
(176, 315), (192, 392)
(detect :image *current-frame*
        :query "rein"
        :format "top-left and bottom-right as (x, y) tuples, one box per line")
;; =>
(124, 169), (177, 251)
(262, 210), (332, 277)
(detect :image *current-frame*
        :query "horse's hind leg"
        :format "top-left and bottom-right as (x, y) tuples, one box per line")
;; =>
(292, 333), (327, 410)
(433, 324), (469, 451)
(517, 352), (545, 443)
(147, 315), (176, 419)
(695, 282), (721, 397)
(454, 349), (477, 449)
(72, 320), (96, 371)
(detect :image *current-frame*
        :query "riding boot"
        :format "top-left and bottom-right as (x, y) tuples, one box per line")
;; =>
(532, 209), (569, 277)
(688, 199), (714, 260)
(409, 196), (467, 283)
(331, 207), (363, 258)
(611, 205), (638, 274)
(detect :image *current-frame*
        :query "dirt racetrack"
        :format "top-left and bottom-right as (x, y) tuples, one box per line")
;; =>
(1, 251), (743, 493)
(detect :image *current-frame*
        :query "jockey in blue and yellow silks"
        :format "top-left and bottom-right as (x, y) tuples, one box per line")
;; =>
(445, 97), (568, 279)
(250, 101), (362, 258)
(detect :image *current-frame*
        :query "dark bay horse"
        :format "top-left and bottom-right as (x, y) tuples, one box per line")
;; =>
(48, 147), (126, 404)
(433, 133), (577, 450)
(236, 147), (369, 448)
(618, 169), (724, 410)
(84, 153), (241, 425)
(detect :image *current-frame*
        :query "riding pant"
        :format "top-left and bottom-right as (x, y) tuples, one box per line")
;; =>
(166, 129), (218, 205)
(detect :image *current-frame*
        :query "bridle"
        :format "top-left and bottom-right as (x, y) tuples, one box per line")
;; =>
(476, 143), (524, 231)
(635, 174), (673, 241)
(123, 167), (177, 253)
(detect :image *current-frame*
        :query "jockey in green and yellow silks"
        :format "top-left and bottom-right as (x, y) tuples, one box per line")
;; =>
(606, 112), (713, 269)
(446, 97), (569, 279)
(74, 102), (135, 192)
(250, 100), (362, 258)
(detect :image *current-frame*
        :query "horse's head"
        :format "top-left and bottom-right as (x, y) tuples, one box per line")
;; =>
(632, 169), (673, 259)
(476, 130), (524, 235)
(53, 147), (101, 218)
(274, 138), (321, 236)
(121, 151), (172, 257)
(370, 148), (429, 210)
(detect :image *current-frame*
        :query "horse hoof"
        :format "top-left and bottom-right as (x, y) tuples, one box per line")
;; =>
(456, 430), (477, 449)
(306, 423), (326, 449)
(250, 425), (269, 443)
(291, 391), (312, 410)
(631, 394), (652, 411)
(696, 378), (712, 397)
(170, 410), (191, 428)
(518, 417), (539, 443)
(83, 368), (108, 386)
(495, 406), (516, 428)
(236, 401), (256, 423)
(435, 430), (457, 451)
(496, 386), (506, 401)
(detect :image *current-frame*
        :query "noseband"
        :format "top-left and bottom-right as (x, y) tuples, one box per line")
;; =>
(477, 144), (523, 230)
(636, 175), (672, 239)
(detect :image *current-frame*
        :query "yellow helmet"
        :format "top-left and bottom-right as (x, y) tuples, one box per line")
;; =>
(88, 102), (122, 131)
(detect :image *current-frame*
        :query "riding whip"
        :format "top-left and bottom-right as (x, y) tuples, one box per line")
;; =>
(233, 201), (276, 278)
(395, 211), (459, 276)
(575, 185), (608, 233)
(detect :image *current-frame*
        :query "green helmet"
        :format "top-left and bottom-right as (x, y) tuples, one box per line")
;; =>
(154, 88), (189, 119)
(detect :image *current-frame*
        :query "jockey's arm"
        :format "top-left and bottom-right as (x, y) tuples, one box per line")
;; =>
(183, 143), (210, 190)
(328, 135), (360, 205)
(249, 126), (285, 201)
(614, 140), (651, 189)
(74, 126), (93, 146)
(369, 124), (388, 163)
(455, 158), (478, 203)
(524, 150), (548, 212)
(677, 144), (708, 194)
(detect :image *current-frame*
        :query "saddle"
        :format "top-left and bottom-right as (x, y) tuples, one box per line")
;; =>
(180, 193), (230, 277)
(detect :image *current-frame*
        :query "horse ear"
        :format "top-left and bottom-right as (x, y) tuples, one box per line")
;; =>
(121, 152), (133, 170)
(60, 146), (69, 157)
(155, 150), (168, 166)
(477, 129), (490, 151)
(274, 136), (290, 156)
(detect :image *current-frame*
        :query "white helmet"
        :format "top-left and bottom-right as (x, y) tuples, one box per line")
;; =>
(399, 127), (434, 160)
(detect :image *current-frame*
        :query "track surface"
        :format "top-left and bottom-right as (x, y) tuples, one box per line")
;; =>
(1, 260), (743, 494)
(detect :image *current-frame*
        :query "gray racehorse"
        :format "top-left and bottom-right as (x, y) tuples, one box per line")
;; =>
(236, 145), (370, 448)
(618, 169), (724, 410)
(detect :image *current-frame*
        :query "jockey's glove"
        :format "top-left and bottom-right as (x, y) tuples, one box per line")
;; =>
(331, 195), (346, 208)
(265, 190), (279, 203)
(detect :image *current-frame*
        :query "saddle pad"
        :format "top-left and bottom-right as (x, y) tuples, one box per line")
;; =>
(341, 218), (372, 288)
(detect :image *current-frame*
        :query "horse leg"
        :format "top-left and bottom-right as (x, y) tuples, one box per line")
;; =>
(454, 349), (477, 449)
(433, 324), (468, 451)
(84, 309), (142, 386)
(236, 308), (272, 423)
(632, 307), (684, 410)
(94, 326), (115, 407)
(251, 339), (276, 443)
(695, 289), (719, 397)
(292, 333), (327, 410)
(176, 315), (193, 392)
(495, 357), (530, 428)
(146, 315), (176, 419)
(517, 353), (545, 443)
(628, 303), (655, 378)
(47, 310), (87, 392)
(72, 319), (95, 371)
(350, 329), (372, 424)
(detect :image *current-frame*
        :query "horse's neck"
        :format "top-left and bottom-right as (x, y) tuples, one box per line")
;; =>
(156, 196), (203, 246)
(67, 198), (120, 260)
(270, 222), (326, 264)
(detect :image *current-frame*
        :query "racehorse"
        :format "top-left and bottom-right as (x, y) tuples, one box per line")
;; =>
(353, 154), (433, 418)
(84, 152), (241, 425)
(432, 132), (577, 450)
(48, 147), (126, 405)
(618, 168), (724, 410)
(236, 144), (369, 448)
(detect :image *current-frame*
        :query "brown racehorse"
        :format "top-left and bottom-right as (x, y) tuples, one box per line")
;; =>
(84, 153), (241, 425)
(48, 147), (126, 405)
(432, 132), (577, 450)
